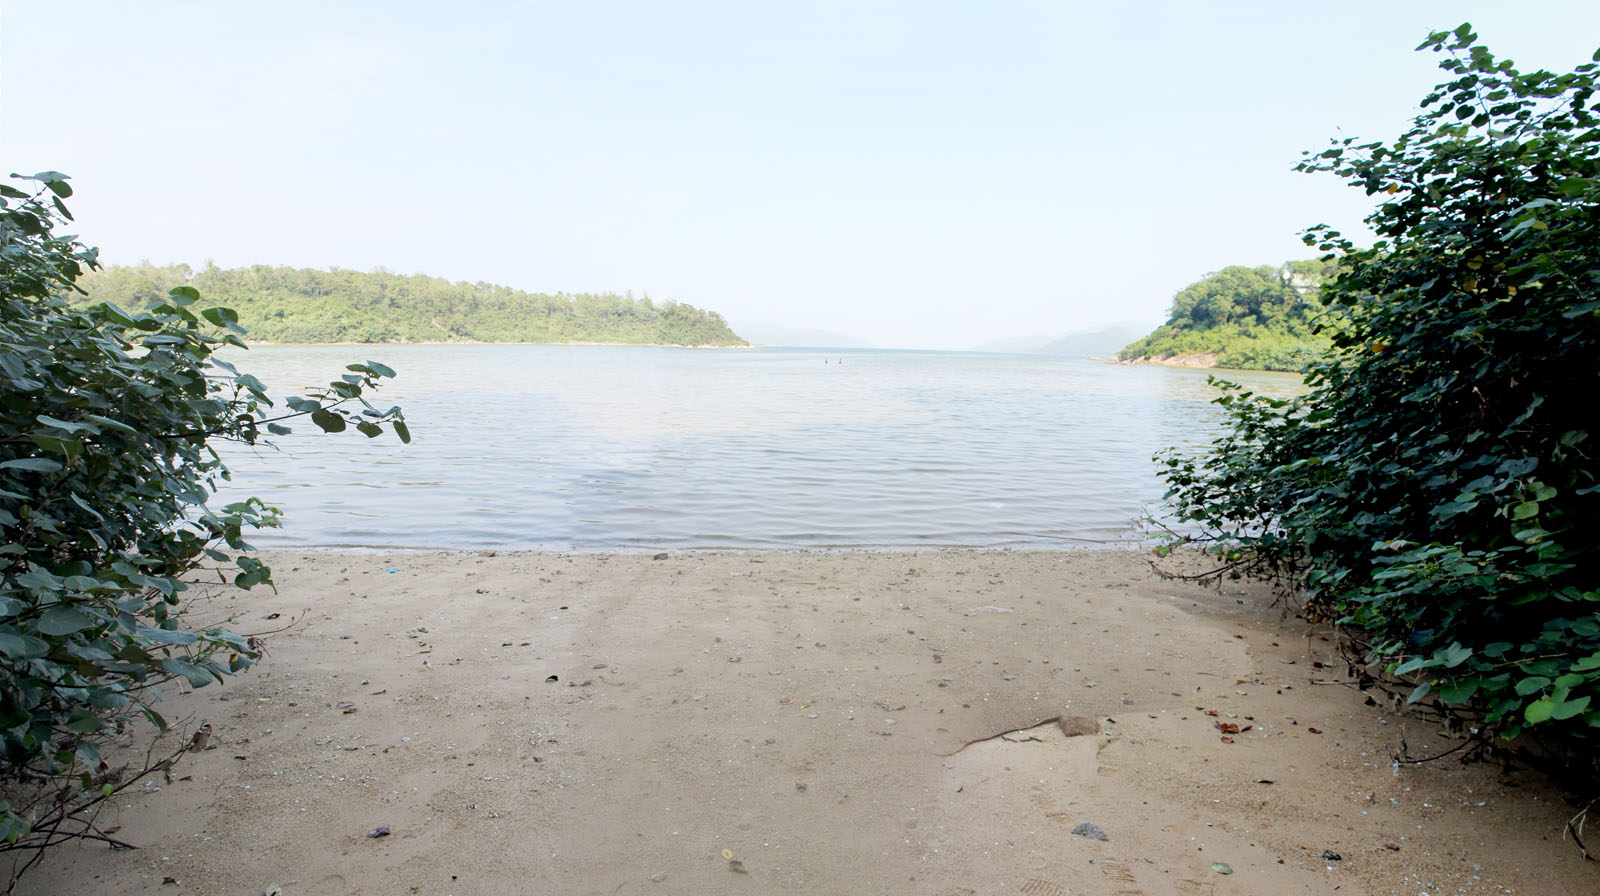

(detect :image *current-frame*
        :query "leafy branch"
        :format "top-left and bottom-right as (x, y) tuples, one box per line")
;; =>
(1153, 24), (1600, 810)
(1, 170), (409, 887)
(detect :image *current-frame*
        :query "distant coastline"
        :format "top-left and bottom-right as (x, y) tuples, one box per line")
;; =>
(238, 338), (756, 349)
(1111, 352), (1221, 369)
(76, 263), (749, 347)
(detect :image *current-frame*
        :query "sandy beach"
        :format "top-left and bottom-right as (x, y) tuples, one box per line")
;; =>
(28, 550), (1598, 895)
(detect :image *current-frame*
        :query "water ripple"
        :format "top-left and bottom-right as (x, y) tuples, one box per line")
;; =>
(212, 345), (1303, 551)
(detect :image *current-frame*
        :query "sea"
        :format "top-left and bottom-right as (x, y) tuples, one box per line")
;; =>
(210, 344), (1303, 552)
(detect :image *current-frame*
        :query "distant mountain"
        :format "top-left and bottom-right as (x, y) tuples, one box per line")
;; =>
(974, 323), (1149, 357)
(973, 333), (1054, 353)
(730, 321), (874, 348)
(1036, 326), (1140, 358)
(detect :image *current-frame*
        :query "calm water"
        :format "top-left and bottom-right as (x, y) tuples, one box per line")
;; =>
(211, 345), (1302, 551)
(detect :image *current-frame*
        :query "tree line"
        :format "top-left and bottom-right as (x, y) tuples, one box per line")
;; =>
(73, 263), (748, 347)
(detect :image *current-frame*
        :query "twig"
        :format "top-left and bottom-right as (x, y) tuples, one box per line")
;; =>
(1565, 798), (1596, 861)
(240, 607), (309, 639)
(1393, 738), (1471, 766)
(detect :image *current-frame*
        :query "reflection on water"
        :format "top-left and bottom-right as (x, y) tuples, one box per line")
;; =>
(211, 345), (1304, 551)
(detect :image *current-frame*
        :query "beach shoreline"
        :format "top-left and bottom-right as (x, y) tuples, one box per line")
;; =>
(30, 550), (1596, 895)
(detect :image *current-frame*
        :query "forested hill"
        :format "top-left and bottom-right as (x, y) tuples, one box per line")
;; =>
(73, 263), (748, 346)
(1116, 260), (1334, 371)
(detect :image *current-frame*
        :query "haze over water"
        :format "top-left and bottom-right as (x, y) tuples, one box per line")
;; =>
(215, 345), (1302, 551)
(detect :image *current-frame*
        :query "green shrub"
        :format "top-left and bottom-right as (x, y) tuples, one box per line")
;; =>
(1157, 26), (1600, 786)
(0, 172), (407, 868)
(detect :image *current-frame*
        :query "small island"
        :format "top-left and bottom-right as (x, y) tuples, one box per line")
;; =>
(76, 262), (749, 347)
(1117, 259), (1332, 371)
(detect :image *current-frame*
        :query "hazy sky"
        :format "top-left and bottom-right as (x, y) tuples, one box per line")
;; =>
(5, 2), (1599, 349)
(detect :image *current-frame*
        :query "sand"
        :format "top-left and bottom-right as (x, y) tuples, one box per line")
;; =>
(26, 550), (1599, 895)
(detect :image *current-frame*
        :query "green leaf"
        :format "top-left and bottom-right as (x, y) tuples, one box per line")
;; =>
(94, 301), (138, 327)
(64, 712), (103, 735)
(1524, 697), (1555, 724)
(36, 606), (96, 636)
(1394, 655), (1434, 675)
(1515, 676), (1551, 696)
(0, 632), (50, 659)
(0, 457), (63, 473)
(13, 569), (63, 590)
(1550, 696), (1591, 720)
(161, 659), (218, 688)
(393, 420), (411, 444)
(35, 415), (97, 435)
(1440, 642), (1472, 668)
(67, 492), (105, 522)
(1511, 501), (1539, 519)
(200, 306), (237, 326)
(27, 434), (82, 459)
(83, 414), (138, 435)
(61, 574), (105, 591)
(310, 409), (347, 433)
(136, 626), (199, 646)
(200, 306), (247, 334)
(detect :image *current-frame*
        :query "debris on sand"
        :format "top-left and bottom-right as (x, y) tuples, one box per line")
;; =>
(1070, 822), (1109, 841)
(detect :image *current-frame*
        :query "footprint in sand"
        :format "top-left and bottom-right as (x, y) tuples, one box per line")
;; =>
(1095, 737), (1124, 776)
(314, 873), (358, 895)
(1019, 879), (1070, 896)
(1097, 858), (1144, 896)
(1028, 782), (1074, 822)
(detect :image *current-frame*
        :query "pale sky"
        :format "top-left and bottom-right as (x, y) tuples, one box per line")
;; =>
(5, 2), (1599, 349)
